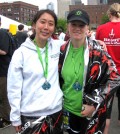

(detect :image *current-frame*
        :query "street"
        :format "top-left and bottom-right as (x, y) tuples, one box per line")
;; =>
(0, 96), (120, 134)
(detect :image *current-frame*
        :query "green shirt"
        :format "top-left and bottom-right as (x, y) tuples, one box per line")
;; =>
(62, 44), (84, 116)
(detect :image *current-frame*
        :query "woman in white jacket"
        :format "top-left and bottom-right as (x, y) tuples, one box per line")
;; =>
(7, 9), (64, 134)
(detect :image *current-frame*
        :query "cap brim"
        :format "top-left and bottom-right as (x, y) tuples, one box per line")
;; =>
(68, 17), (88, 25)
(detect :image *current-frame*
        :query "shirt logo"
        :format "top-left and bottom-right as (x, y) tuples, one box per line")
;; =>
(75, 11), (82, 16)
(51, 52), (60, 58)
(109, 29), (115, 39)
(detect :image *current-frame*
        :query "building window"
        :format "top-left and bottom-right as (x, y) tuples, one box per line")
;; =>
(24, 8), (27, 12)
(16, 17), (19, 20)
(7, 8), (11, 12)
(30, 10), (32, 13)
(14, 7), (19, 11)
(3, 13), (6, 16)
(14, 12), (19, 15)
(8, 13), (12, 16)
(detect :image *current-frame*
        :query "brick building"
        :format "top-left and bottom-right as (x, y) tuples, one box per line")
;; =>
(0, 1), (39, 24)
(108, 0), (120, 4)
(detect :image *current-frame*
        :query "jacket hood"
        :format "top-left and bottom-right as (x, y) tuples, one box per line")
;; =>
(21, 37), (52, 51)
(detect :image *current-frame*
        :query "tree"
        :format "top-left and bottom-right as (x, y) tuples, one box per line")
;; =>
(26, 21), (32, 26)
(101, 14), (109, 24)
(57, 18), (67, 32)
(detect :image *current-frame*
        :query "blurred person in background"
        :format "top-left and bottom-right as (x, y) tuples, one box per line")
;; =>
(0, 16), (11, 128)
(96, 3), (120, 134)
(58, 27), (66, 41)
(16, 24), (28, 46)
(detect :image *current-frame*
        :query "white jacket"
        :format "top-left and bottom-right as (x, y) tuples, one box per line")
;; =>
(7, 37), (64, 126)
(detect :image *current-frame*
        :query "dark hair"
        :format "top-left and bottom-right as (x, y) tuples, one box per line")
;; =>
(18, 24), (24, 31)
(32, 9), (57, 27)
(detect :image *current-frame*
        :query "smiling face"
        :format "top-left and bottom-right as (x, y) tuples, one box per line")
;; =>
(33, 12), (55, 42)
(67, 21), (88, 41)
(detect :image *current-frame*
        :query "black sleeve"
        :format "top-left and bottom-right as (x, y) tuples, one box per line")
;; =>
(0, 29), (10, 53)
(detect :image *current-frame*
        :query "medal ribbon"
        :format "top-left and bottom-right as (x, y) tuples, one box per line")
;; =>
(70, 42), (84, 80)
(34, 39), (48, 79)
(70, 42), (84, 90)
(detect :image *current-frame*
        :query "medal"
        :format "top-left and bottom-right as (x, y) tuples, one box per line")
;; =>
(42, 80), (51, 90)
(73, 81), (82, 91)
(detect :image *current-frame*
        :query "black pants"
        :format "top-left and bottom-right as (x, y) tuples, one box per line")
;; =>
(0, 77), (10, 120)
(106, 95), (114, 119)
(21, 110), (63, 134)
(118, 96), (120, 120)
(63, 110), (89, 134)
(116, 88), (120, 120)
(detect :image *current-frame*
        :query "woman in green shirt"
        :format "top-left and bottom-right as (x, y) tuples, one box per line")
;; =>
(59, 9), (120, 134)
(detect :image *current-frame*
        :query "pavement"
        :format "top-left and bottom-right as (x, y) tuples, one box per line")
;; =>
(0, 96), (120, 134)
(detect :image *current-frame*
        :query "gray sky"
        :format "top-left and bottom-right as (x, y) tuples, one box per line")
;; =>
(0, 0), (87, 14)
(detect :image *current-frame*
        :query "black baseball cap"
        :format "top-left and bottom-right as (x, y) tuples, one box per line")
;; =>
(67, 9), (90, 25)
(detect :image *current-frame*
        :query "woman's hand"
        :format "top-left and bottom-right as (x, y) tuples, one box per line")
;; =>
(97, 40), (107, 52)
(81, 104), (95, 118)
(14, 125), (22, 133)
